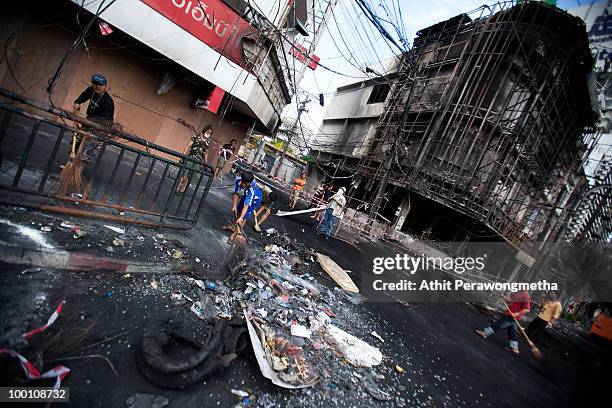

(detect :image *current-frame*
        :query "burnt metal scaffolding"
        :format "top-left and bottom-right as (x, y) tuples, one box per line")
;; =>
(355, 1), (600, 251)
(565, 155), (612, 247)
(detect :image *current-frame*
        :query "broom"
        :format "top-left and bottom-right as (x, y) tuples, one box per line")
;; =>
(222, 222), (247, 279)
(57, 132), (87, 197)
(505, 303), (543, 360)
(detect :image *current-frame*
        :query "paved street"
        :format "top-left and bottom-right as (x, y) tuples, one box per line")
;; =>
(0, 179), (608, 407)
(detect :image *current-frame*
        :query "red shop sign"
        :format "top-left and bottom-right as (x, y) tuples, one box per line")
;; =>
(141, 0), (256, 70)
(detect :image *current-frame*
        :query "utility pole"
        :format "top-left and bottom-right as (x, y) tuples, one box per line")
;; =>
(273, 97), (310, 177)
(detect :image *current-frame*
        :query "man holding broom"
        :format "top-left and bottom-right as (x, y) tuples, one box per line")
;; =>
(476, 291), (531, 355)
(72, 73), (115, 161)
(58, 74), (115, 195)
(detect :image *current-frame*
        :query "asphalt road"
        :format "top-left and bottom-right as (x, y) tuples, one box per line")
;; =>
(0, 117), (609, 407)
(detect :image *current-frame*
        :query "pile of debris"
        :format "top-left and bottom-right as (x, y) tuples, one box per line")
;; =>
(135, 231), (397, 403)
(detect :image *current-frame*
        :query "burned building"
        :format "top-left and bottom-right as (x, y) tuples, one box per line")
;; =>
(313, 2), (600, 255)
(566, 155), (612, 246)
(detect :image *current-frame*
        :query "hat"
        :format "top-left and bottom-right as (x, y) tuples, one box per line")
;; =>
(91, 74), (107, 85)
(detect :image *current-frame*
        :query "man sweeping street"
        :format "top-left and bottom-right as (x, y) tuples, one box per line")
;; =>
(476, 291), (531, 355)
(227, 171), (262, 243)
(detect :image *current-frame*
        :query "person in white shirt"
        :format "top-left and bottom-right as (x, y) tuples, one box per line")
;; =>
(318, 187), (346, 240)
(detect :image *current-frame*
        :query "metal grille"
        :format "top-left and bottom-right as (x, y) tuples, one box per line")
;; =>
(0, 88), (212, 229)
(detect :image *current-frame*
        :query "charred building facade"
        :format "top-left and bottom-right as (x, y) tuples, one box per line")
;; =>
(314, 2), (600, 254)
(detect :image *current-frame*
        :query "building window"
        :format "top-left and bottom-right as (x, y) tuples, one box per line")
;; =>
(367, 83), (391, 104)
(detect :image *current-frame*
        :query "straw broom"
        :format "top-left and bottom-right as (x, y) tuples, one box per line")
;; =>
(57, 131), (87, 196)
(505, 303), (543, 359)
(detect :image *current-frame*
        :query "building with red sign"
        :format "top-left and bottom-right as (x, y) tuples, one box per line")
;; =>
(0, 0), (325, 170)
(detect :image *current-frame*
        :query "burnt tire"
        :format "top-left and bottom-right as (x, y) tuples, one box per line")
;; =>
(140, 320), (224, 374)
(136, 320), (226, 389)
(135, 341), (222, 390)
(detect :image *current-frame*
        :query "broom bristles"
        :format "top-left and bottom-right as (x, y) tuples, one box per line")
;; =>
(529, 342), (543, 360)
(57, 160), (85, 196)
(57, 134), (87, 196)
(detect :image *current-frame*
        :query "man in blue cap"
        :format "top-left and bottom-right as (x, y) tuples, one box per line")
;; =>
(73, 74), (114, 122)
(72, 74), (115, 161)
(226, 171), (263, 243)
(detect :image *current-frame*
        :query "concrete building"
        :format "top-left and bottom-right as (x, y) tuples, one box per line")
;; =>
(0, 0), (323, 170)
(311, 2), (601, 263)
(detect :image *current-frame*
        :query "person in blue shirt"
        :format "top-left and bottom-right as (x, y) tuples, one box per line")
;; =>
(227, 171), (262, 243)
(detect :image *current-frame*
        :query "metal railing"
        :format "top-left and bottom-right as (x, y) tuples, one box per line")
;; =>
(0, 88), (212, 229)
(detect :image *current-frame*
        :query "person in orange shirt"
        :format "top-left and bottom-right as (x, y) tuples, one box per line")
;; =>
(289, 172), (307, 209)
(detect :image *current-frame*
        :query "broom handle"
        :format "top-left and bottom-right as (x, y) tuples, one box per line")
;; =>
(505, 303), (536, 346)
(70, 133), (77, 158)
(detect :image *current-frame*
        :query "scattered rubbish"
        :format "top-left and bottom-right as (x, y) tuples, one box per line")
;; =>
(151, 277), (158, 290)
(172, 250), (183, 259)
(122, 273), (131, 279)
(14, 207), (27, 212)
(311, 342), (324, 350)
(245, 311), (318, 389)
(126, 393), (169, 408)
(265, 228), (276, 235)
(40, 225), (52, 232)
(290, 324), (311, 339)
(323, 325), (382, 367)
(323, 308), (335, 317)
(231, 389), (249, 398)
(105, 291), (113, 298)
(195, 257), (201, 263)
(60, 221), (76, 229)
(395, 365), (405, 374)
(71, 193), (83, 199)
(21, 267), (44, 275)
(316, 253), (359, 293)
(370, 331), (385, 343)
(363, 377), (392, 401)
(112, 237), (124, 247)
(105, 246), (114, 253)
(104, 225), (125, 234)
(72, 226), (86, 239)
(231, 389), (251, 406)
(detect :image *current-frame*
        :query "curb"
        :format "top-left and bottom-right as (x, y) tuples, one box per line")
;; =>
(0, 243), (194, 274)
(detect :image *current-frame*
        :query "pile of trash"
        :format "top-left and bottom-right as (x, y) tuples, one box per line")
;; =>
(133, 231), (399, 403)
(230, 246), (383, 389)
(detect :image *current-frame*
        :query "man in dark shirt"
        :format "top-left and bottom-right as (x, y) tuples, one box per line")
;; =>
(72, 74), (115, 161)
(73, 74), (114, 122)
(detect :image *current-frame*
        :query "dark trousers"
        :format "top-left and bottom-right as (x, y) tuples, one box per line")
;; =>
(490, 315), (518, 343)
(526, 317), (548, 344)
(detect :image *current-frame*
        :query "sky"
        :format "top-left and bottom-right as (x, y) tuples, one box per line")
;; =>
(285, 0), (608, 149)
